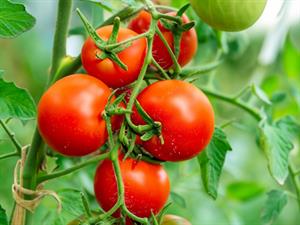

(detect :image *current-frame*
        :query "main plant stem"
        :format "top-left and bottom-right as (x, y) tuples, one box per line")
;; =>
(12, 1), (73, 225)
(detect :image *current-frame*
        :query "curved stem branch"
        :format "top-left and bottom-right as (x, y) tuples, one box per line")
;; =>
(201, 87), (262, 121)
(0, 151), (18, 160)
(0, 119), (22, 153)
(289, 165), (300, 210)
(37, 152), (109, 183)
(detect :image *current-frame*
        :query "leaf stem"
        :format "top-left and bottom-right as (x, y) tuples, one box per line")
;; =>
(201, 87), (262, 121)
(0, 119), (22, 153)
(37, 152), (109, 183)
(0, 151), (19, 160)
(288, 165), (300, 210)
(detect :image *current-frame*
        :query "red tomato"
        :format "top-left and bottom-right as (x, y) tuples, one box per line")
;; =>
(132, 80), (214, 161)
(38, 74), (111, 156)
(94, 154), (170, 218)
(128, 11), (197, 69)
(81, 26), (147, 89)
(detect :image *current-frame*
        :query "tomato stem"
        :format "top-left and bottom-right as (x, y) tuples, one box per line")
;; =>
(36, 152), (110, 183)
(201, 87), (262, 121)
(0, 120), (22, 154)
(288, 165), (300, 210)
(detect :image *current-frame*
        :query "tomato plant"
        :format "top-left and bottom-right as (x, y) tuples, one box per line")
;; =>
(81, 25), (147, 88)
(129, 11), (197, 69)
(38, 74), (111, 156)
(94, 153), (170, 218)
(132, 80), (214, 161)
(190, 0), (267, 31)
(0, 0), (299, 225)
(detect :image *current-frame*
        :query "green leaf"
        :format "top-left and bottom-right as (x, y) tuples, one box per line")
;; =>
(271, 92), (286, 104)
(48, 189), (86, 224)
(177, 3), (190, 16)
(283, 37), (300, 80)
(0, 78), (36, 121)
(252, 84), (272, 105)
(198, 127), (232, 199)
(259, 116), (299, 185)
(170, 192), (186, 208)
(226, 181), (265, 202)
(261, 190), (287, 225)
(0, 205), (8, 225)
(82, 0), (113, 12)
(0, 0), (35, 38)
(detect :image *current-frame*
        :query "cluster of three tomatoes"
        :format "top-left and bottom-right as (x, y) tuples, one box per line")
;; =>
(38, 11), (214, 222)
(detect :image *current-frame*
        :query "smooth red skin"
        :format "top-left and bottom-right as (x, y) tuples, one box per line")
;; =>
(81, 26), (147, 88)
(132, 80), (215, 161)
(128, 11), (198, 69)
(38, 74), (111, 156)
(94, 154), (170, 218)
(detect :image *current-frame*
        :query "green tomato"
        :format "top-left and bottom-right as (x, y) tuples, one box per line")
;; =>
(161, 215), (191, 225)
(190, 0), (267, 31)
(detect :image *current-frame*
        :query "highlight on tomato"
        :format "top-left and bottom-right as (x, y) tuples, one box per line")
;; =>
(94, 153), (170, 218)
(190, 0), (267, 31)
(38, 74), (111, 156)
(128, 11), (198, 69)
(132, 80), (215, 161)
(81, 25), (147, 88)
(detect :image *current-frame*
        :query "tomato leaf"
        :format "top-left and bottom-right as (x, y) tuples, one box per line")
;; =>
(0, 205), (8, 225)
(261, 190), (288, 225)
(170, 192), (186, 208)
(198, 127), (232, 199)
(0, 0), (35, 38)
(226, 181), (265, 202)
(0, 78), (36, 121)
(259, 116), (300, 185)
(252, 84), (272, 105)
(81, 0), (113, 12)
(177, 3), (190, 17)
(47, 189), (86, 224)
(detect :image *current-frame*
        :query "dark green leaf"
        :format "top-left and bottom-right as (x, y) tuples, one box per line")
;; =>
(259, 117), (299, 184)
(0, 0), (36, 38)
(181, 21), (195, 31)
(226, 181), (265, 202)
(0, 78), (36, 121)
(198, 127), (232, 199)
(271, 92), (286, 104)
(252, 84), (272, 105)
(0, 205), (8, 225)
(261, 190), (287, 225)
(177, 3), (190, 16)
(170, 192), (186, 208)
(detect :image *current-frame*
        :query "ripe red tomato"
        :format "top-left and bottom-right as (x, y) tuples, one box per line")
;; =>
(128, 11), (197, 69)
(38, 74), (111, 156)
(94, 153), (170, 218)
(132, 80), (214, 161)
(161, 214), (192, 225)
(81, 26), (147, 88)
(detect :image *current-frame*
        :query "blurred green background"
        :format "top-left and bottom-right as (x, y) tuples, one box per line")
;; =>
(0, 0), (300, 224)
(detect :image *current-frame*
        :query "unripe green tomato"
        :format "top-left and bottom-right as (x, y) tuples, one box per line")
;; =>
(190, 0), (267, 31)
(161, 215), (191, 225)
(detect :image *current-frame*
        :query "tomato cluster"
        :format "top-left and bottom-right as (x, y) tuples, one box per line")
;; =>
(37, 7), (214, 224)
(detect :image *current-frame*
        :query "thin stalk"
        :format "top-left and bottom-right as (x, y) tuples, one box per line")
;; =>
(0, 151), (18, 160)
(151, 57), (171, 80)
(106, 32), (149, 50)
(155, 26), (181, 74)
(0, 120), (22, 153)
(289, 165), (300, 210)
(37, 152), (109, 183)
(201, 87), (261, 121)
(49, 0), (73, 78)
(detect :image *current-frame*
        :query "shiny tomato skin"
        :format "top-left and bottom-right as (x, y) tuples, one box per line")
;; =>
(161, 215), (192, 225)
(81, 26), (147, 88)
(132, 80), (214, 161)
(94, 154), (170, 218)
(190, 0), (267, 31)
(128, 11), (197, 69)
(38, 74), (110, 156)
